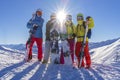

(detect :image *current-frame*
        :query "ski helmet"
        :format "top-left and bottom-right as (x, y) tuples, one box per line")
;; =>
(77, 13), (84, 20)
(50, 13), (56, 19)
(36, 9), (42, 16)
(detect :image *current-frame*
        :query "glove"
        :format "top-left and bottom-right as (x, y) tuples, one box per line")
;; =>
(72, 33), (76, 38)
(33, 24), (38, 30)
(82, 43), (86, 47)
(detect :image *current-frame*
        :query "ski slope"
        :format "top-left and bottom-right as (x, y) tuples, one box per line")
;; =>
(91, 38), (120, 64)
(0, 39), (120, 80)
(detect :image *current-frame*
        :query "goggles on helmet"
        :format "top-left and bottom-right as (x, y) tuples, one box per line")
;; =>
(66, 16), (72, 21)
(77, 16), (83, 20)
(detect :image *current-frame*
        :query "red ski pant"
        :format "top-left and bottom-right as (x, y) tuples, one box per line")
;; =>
(67, 39), (75, 63)
(26, 36), (43, 60)
(75, 42), (91, 67)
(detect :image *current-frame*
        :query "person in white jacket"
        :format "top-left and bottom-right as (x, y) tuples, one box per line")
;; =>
(42, 13), (60, 64)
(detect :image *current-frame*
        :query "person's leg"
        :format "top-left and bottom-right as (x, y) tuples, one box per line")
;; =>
(27, 36), (35, 61)
(60, 47), (64, 64)
(84, 42), (91, 68)
(75, 42), (85, 67)
(75, 42), (80, 66)
(68, 39), (75, 63)
(35, 38), (43, 61)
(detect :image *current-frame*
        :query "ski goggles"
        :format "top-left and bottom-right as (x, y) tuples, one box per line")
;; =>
(66, 16), (72, 21)
(51, 16), (56, 19)
(77, 16), (83, 20)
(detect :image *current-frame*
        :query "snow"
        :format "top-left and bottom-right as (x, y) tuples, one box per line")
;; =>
(0, 38), (120, 80)
(91, 38), (120, 64)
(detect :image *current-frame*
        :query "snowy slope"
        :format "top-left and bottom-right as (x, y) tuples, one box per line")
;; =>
(0, 39), (120, 80)
(91, 39), (120, 64)
(0, 45), (25, 71)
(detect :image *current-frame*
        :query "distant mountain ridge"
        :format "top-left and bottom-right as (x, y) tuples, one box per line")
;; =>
(89, 37), (120, 49)
(91, 38), (120, 64)
(0, 45), (21, 53)
(0, 44), (44, 54)
(0, 37), (120, 55)
(1, 44), (25, 51)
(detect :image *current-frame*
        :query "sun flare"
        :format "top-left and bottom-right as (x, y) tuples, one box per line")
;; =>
(56, 10), (67, 24)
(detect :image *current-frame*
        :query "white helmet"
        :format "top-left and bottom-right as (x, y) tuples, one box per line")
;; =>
(50, 13), (56, 19)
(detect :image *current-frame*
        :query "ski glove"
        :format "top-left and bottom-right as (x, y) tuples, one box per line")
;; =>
(33, 24), (38, 30)
(72, 33), (76, 38)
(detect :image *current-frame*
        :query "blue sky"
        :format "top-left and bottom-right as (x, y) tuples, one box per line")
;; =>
(0, 0), (120, 44)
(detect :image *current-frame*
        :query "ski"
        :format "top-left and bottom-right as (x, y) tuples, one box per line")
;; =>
(79, 23), (88, 68)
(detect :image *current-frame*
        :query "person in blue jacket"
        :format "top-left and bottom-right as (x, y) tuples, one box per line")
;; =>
(26, 9), (44, 62)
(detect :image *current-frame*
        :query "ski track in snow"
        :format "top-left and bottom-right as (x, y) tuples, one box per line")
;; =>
(93, 64), (120, 80)
(0, 58), (120, 80)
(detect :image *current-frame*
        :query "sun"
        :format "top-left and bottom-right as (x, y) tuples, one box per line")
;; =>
(56, 10), (67, 24)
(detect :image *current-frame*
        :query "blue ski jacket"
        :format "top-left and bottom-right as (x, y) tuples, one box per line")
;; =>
(27, 15), (44, 38)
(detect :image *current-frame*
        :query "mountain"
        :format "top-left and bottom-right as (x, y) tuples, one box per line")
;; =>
(91, 38), (120, 64)
(89, 37), (120, 49)
(2, 44), (26, 51)
(1, 44), (39, 54)
(0, 45), (23, 54)
(1, 38), (120, 53)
